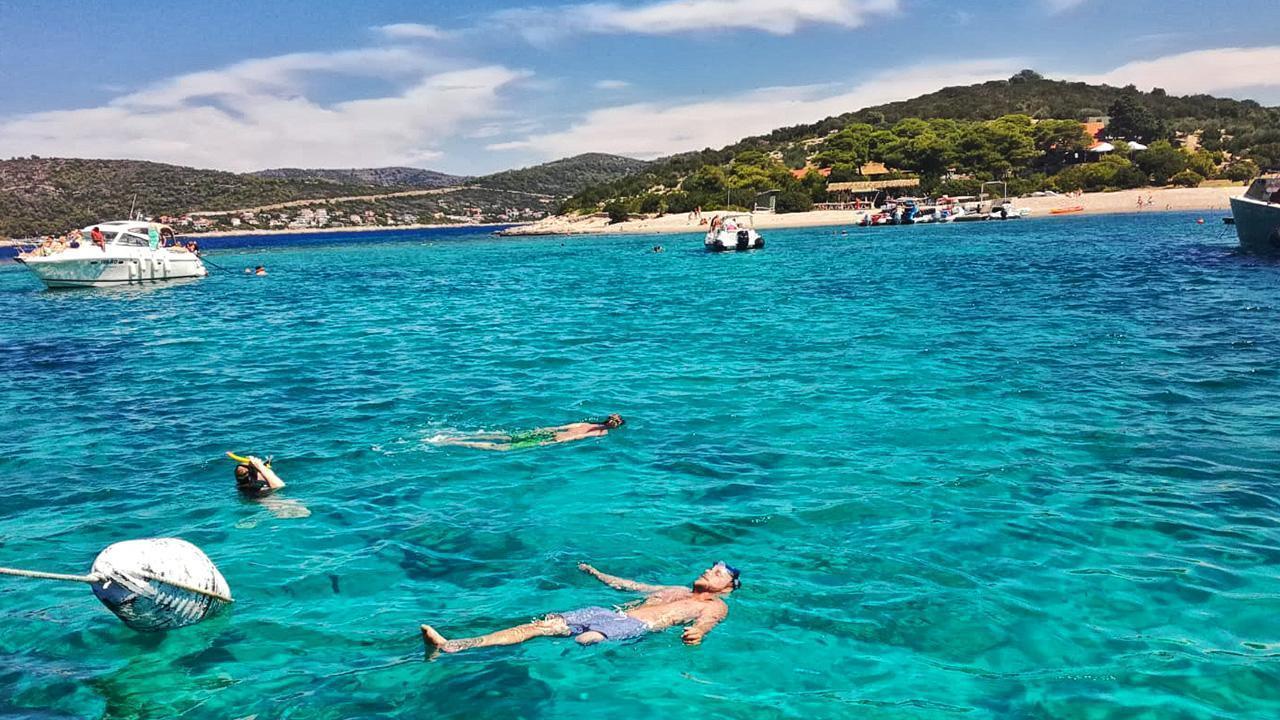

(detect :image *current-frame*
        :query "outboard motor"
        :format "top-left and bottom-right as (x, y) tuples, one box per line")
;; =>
(736, 230), (750, 250)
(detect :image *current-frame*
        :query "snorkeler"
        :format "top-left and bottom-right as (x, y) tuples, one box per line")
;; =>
(227, 452), (310, 520)
(228, 453), (285, 497)
(432, 414), (625, 451)
(420, 561), (740, 653)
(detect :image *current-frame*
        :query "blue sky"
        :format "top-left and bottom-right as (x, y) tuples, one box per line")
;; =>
(1, 0), (1278, 174)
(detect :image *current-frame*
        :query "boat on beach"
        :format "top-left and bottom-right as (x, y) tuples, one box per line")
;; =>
(15, 221), (206, 288)
(705, 213), (764, 251)
(1228, 174), (1280, 253)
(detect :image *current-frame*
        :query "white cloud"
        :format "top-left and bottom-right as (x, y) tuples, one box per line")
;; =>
(375, 22), (450, 40)
(0, 49), (527, 172)
(594, 79), (630, 90)
(1073, 46), (1280, 96)
(489, 59), (1019, 159)
(495, 0), (899, 42)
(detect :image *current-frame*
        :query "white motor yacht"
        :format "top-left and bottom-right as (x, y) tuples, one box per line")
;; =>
(705, 213), (764, 251)
(16, 221), (207, 288)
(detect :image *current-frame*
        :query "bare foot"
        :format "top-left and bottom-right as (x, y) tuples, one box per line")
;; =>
(421, 624), (458, 653)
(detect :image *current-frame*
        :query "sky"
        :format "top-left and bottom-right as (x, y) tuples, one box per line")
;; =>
(1, 0), (1279, 175)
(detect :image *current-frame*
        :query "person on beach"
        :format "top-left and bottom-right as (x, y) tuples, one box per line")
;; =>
(420, 561), (740, 653)
(432, 414), (625, 451)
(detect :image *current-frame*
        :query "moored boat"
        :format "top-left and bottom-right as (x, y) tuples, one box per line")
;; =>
(15, 221), (207, 288)
(705, 213), (764, 251)
(1228, 174), (1280, 253)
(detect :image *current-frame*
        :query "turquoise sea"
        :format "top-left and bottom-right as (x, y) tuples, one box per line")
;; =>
(2, 215), (1279, 719)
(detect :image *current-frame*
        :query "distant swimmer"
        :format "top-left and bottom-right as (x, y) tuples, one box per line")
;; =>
(432, 414), (624, 451)
(420, 561), (740, 653)
(245, 265), (267, 275)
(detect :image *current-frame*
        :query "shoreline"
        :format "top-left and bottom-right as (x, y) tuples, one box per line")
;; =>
(179, 221), (511, 239)
(499, 185), (1243, 237)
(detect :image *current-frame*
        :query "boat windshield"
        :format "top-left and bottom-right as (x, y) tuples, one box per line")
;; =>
(1245, 177), (1280, 202)
(113, 232), (151, 247)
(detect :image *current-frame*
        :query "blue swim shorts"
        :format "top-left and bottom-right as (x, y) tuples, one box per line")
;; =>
(553, 606), (650, 640)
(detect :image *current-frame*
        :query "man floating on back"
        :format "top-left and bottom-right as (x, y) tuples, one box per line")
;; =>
(420, 561), (739, 653)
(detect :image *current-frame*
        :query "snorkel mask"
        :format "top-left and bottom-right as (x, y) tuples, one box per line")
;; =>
(713, 561), (741, 589)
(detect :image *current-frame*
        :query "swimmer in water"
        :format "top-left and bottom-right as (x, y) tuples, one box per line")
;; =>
(421, 561), (740, 653)
(229, 453), (310, 519)
(432, 414), (624, 451)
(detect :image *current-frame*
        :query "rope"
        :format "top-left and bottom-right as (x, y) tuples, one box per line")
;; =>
(196, 254), (238, 275)
(0, 566), (98, 584)
(0, 565), (232, 604)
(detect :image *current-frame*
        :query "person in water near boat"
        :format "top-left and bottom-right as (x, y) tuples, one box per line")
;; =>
(433, 414), (624, 450)
(230, 453), (285, 497)
(228, 452), (310, 521)
(420, 561), (740, 653)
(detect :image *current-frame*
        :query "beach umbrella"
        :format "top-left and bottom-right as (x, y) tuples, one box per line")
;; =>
(1128, 141), (1148, 151)
(0, 537), (232, 632)
(1089, 142), (1115, 153)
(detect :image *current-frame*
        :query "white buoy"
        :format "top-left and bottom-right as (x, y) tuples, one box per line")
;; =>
(0, 537), (232, 632)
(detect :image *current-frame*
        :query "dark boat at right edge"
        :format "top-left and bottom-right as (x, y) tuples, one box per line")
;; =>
(1229, 174), (1280, 253)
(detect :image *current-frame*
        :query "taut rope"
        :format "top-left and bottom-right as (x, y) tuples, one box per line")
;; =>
(0, 565), (233, 604)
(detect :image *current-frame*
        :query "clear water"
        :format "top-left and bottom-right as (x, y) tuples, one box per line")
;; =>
(2, 215), (1278, 719)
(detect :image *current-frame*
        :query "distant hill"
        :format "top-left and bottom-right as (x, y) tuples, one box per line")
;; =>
(249, 166), (468, 189)
(475, 153), (650, 197)
(0, 157), (389, 238)
(559, 71), (1280, 214)
(757, 70), (1280, 143)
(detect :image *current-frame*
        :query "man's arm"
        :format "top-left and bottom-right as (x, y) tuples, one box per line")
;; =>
(249, 457), (286, 490)
(681, 602), (728, 646)
(578, 563), (676, 593)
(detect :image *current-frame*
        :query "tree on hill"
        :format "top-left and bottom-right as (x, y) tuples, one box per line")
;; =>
(1107, 95), (1168, 143)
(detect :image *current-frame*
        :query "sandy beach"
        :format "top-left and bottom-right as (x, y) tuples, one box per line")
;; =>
(500, 184), (1243, 237)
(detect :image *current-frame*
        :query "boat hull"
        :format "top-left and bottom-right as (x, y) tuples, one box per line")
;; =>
(1229, 195), (1280, 254)
(705, 228), (764, 252)
(18, 251), (207, 288)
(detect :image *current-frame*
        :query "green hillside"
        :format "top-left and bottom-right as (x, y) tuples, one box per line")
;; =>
(249, 166), (468, 188)
(475, 153), (651, 197)
(560, 71), (1280, 215)
(0, 158), (387, 238)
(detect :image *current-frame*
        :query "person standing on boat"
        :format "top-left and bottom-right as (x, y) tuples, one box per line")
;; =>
(147, 222), (161, 249)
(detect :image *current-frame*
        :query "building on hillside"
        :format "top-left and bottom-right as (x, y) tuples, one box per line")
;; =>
(790, 166), (832, 180)
(1081, 120), (1107, 142)
(859, 162), (892, 177)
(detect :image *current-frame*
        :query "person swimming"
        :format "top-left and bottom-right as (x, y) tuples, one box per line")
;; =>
(432, 414), (625, 451)
(231, 454), (285, 498)
(229, 453), (311, 520)
(420, 561), (740, 653)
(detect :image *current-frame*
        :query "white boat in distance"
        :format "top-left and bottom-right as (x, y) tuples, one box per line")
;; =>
(16, 221), (207, 289)
(705, 213), (764, 251)
(1229, 174), (1280, 253)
